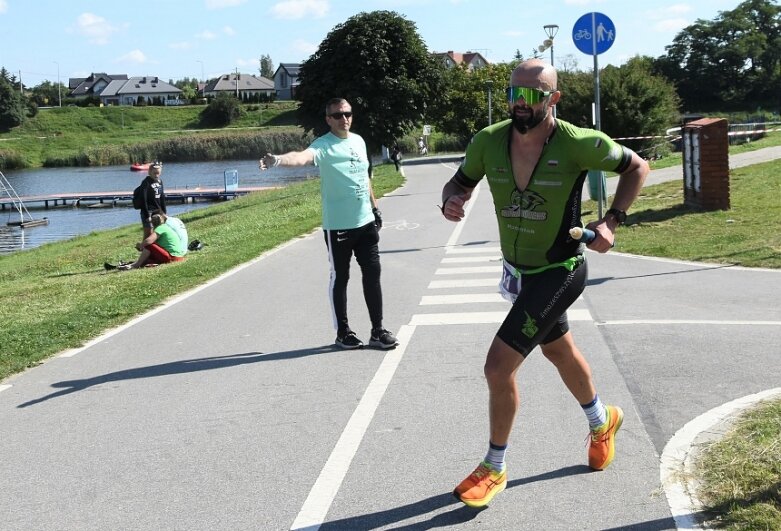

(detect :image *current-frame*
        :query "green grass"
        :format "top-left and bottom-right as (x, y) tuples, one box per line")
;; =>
(584, 158), (781, 269)
(0, 102), (300, 168)
(0, 163), (401, 381)
(696, 399), (781, 530)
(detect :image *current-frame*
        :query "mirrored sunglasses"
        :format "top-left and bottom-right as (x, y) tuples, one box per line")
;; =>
(506, 86), (552, 105)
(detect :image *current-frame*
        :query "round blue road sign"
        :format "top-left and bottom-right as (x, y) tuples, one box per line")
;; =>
(572, 12), (616, 55)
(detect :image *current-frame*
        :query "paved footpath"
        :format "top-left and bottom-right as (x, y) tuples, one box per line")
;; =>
(1, 150), (779, 530)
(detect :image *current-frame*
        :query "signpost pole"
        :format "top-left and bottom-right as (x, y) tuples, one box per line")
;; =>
(591, 12), (605, 215)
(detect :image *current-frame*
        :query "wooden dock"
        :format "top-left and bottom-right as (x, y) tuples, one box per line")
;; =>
(0, 186), (277, 211)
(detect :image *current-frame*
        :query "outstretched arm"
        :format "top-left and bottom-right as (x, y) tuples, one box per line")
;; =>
(259, 149), (315, 170)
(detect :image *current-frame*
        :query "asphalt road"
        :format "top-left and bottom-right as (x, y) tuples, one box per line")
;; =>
(1, 152), (779, 530)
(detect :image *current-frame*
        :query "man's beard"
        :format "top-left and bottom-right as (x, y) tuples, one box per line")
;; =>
(511, 104), (547, 134)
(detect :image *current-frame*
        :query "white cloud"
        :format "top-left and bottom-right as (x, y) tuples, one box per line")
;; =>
(205, 0), (247, 9)
(170, 41), (193, 51)
(503, 30), (523, 38)
(116, 49), (149, 65)
(0, 0), (8, 14)
(223, 25), (236, 36)
(665, 3), (693, 16)
(654, 18), (690, 32)
(73, 12), (120, 45)
(564, 0), (605, 5)
(292, 39), (318, 56)
(271, 0), (329, 20)
(196, 30), (217, 40)
(235, 58), (257, 68)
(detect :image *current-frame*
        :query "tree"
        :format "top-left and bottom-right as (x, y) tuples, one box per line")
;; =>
(0, 69), (27, 130)
(296, 10), (444, 155)
(654, 0), (781, 112)
(29, 80), (64, 107)
(557, 57), (680, 157)
(200, 92), (242, 127)
(259, 55), (274, 79)
(427, 63), (512, 143)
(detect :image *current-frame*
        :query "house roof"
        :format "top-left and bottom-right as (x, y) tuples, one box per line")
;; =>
(274, 63), (302, 77)
(118, 76), (181, 95)
(433, 51), (489, 69)
(69, 73), (129, 95)
(204, 73), (274, 92)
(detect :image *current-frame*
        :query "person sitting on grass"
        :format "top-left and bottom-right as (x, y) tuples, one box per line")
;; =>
(119, 213), (186, 270)
(157, 210), (188, 255)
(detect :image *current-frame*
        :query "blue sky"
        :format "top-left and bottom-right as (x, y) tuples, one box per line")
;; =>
(1, 0), (742, 87)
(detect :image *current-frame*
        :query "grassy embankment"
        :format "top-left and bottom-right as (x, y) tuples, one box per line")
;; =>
(0, 102), (306, 168)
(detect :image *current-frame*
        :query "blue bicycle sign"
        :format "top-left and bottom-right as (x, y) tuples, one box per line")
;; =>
(573, 28), (591, 41)
(572, 12), (615, 55)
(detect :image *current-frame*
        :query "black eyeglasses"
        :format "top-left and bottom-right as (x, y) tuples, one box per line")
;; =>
(328, 112), (353, 119)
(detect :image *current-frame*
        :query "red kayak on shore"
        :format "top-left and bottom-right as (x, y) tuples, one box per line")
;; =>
(130, 163), (151, 171)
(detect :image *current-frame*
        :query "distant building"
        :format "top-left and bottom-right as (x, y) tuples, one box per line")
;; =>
(432, 51), (490, 70)
(68, 73), (128, 99)
(204, 73), (275, 100)
(273, 63), (301, 100)
(99, 76), (182, 106)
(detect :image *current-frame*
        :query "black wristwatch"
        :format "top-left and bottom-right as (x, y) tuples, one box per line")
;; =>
(605, 208), (627, 225)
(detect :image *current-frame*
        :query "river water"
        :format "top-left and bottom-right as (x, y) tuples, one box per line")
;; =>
(0, 160), (318, 254)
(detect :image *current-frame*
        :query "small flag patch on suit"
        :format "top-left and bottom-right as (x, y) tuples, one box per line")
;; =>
(547, 160), (559, 166)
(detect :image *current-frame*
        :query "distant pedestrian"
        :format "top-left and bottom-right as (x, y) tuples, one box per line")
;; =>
(390, 144), (403, 172)
(137, 162), (166, 238)
(259, 97), (398, 350)
(418, 137), (428, 156)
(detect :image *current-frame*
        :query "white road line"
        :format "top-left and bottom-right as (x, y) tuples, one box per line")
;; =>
(596, 320), (781, 326)
(435, 266), (503, 275)
(660, 388), (781, 531)
(0, 384), (11, 394)
(445, 246), (501, 254)
(290, 325), (416, 531)
(411, 309), (592, 326)
(421, 293), (508, 305)
(444, 184), (481, 249)
(428, 278), (499, 289)
(441, 256), (501, 264)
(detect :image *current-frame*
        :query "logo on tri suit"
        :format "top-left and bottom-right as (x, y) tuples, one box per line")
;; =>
(500, 189), (548, 221)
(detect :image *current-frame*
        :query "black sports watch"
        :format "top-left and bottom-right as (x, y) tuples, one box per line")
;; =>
(605, 208), (627, 225)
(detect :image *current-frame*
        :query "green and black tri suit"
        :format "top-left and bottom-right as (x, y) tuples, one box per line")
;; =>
(454, 118), (633, 355)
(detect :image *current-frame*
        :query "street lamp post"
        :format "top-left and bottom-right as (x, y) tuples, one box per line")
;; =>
(485, 79), (494, 125)
(196, 60), (204, 82)
(543, 24), (559, 67)
(53, 61), (61, 107)
(542, 24), (559, 117)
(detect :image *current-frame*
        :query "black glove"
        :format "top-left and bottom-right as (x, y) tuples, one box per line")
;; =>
(373, 207), (382, 230)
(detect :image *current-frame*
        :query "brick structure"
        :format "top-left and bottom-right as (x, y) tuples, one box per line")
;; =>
(682, 118), (730, 210)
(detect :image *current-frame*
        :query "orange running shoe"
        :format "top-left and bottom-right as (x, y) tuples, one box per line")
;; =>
(588, 404), (624, 470)
(453, 461), (507, 507)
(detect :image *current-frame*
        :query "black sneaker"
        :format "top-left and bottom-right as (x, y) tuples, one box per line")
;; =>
(335, 331), (364, 350)
(369, 328), (399, 349)
(103, 262), (117, 270)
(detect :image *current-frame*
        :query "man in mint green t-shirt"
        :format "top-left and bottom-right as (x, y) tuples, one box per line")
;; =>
(260, 98), (398, 351)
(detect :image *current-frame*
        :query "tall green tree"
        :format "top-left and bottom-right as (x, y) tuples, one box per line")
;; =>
(427, 63), (512, 144)
(259, 55), (274, 79)
(557, 57), (680, 156)
(0, 68), (27, 130)
(655, 0), (781, 112)
(296, 10), (444, 154)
